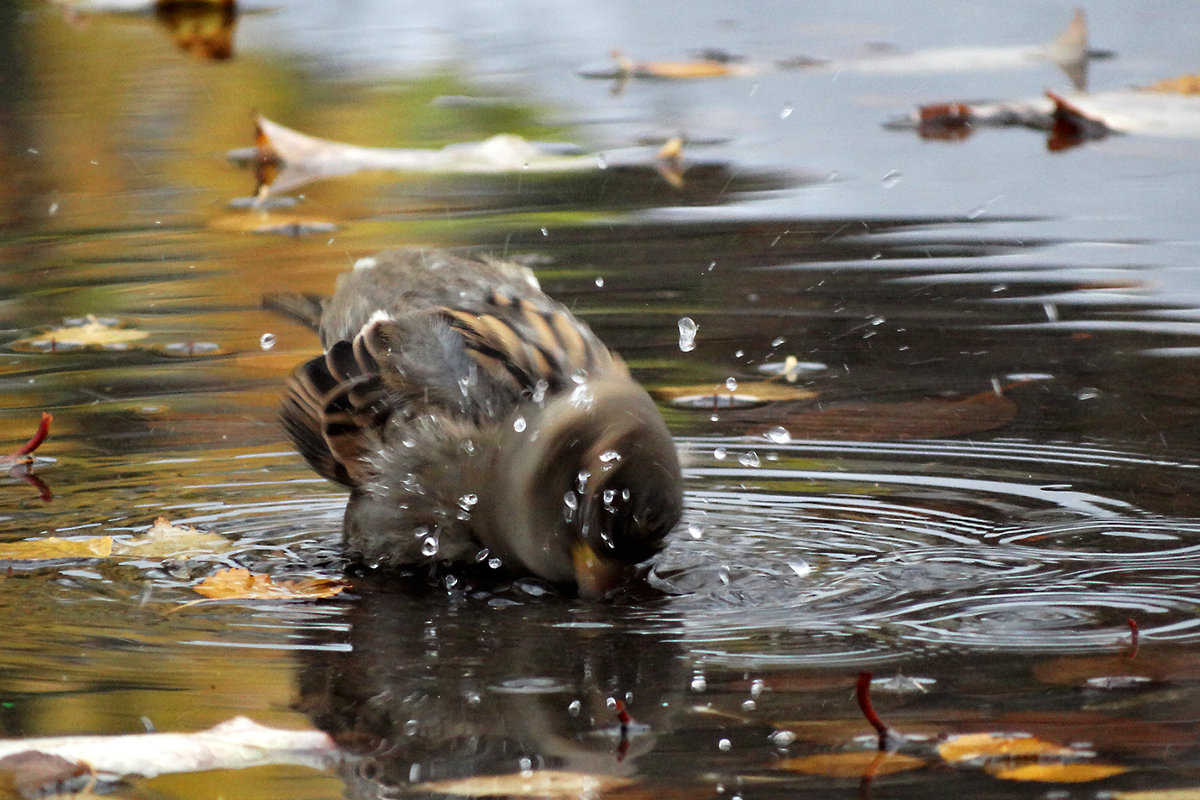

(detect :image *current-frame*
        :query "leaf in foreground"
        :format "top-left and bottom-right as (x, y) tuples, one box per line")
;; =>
(984, 761), (1128, 783)
(192, 568), (346, 601)
(777, 751), (926, 778)
(417, 770), (635, 798)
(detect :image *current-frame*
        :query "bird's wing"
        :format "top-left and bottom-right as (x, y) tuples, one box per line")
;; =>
(441, 289), (623, 396)
(281, 293), (625, 487)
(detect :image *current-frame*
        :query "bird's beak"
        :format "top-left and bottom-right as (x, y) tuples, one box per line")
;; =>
(572, 541), (630, 600)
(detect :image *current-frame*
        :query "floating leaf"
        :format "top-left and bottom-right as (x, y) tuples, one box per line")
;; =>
(652, 381), (816, 408)
(12, 316), (148, 353)
(417, 769), (634, 798)
(938, 733), (1076, 763)
(191, 568), (345, 601)
(777, 751), (926, 778)
(0, 536), (113, 561)
(111, 516), (230, 559)
(751, 389), (1016, 441)
(1143, 74), (1200, 96)
(984, 761), (1128, 783)
(1114, 789), (1200, 800)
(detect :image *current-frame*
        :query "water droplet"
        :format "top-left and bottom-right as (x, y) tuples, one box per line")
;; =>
(596, 153), (608, 169)
(1044, 302), (1059, 322)
(737, 451), (760, 468)
(881, 169), (902, 188)
(770, 730), (797, 747)
(750, 679), (766, 698)
(779, 103), (793, 119)
(606, 697), (618, 711)
(513, 416), (526, 433)
(403, 719), (419, 736)
(531, 379), (549, 404)
(678, 317), (698, 352)
(967, 205), (986, 220)
(465, 690), (481, 705)
(563, 492), (578, 510)
(713, 447), (727, 461)
(475, 548), (490, 562)
(741, 699), (756, 711)
(718, 737), (732, 751)
(734, 349), (744, 358)
(458, 493), (478, 509)
(788, 560), (811, 578)
(688, 523), (703, 540)
(421, 537), (439, 557)
(595, 276), (605, 287)
(690, 674), (707, 693)
(519, 756), (533, 772)
(765, 426), (791, 444)
(259, 332), (276, 350)
(725, 377), (738, 391)
(718, 565), (731, 585)
(568, 699), (582, 716)
(599, 449), (621, 463)
(540, 227), (549, 237)
(444, 573), (458, 588)
(487, 557), (502, 569)
(569, 382), (594, 409)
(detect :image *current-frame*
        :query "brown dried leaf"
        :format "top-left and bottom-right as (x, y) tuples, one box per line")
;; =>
(192, 568), (346, 601)
(984, 761), (1128, 783)
(777, 751), (926, 778)
(938, 733), (1076, 763)
(417, 769), (635, 798)
(0, 536), (113, 561)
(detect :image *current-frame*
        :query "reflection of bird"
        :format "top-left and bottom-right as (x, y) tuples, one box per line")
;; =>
(280, 249), (682, 597)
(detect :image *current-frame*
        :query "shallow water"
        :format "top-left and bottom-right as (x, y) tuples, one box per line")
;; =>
(4, 1), (1200, 797)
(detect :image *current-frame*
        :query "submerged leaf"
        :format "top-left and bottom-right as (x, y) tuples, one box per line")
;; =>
(417, 769), (635, 798)
(984, 761), (1128, 783)
(0, 536), (113, 561)
(111, 516), (230, 558)
(192, 568), (345, 601)
(938, 733), (1076, 763)
(777, 751), (926, 778)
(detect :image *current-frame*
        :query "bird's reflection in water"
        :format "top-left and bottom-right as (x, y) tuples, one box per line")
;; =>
(295, 581), (684, 794)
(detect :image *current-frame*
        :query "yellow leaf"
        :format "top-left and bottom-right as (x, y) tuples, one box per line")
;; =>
(0, 536), (113, 561)
(985, 761), (1128, 783)
(417, 769), (634, 798)
(1114, 790), (1200, 800)
(651, 381), (816, 406)
(777, 751), (926, 778)
(1143, 74), (1200, 95)
(192, 568), (346, 601)
(13, 316), (148, 352)
(112, 516), (230, 559)
(938, 733), (1076, 763)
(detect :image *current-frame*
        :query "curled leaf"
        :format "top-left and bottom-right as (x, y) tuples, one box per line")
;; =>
(111, 516), (230, 559)
(191, 568), (345, 601)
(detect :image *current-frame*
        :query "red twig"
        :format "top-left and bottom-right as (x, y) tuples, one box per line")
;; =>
(1126, 617), (1139, 660)
(856, 672), (890, 751)
(613, 700), (632, 762)
(13, 412), (52, 458)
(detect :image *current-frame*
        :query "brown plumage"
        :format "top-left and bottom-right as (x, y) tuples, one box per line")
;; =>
(280, 248), (683, 597)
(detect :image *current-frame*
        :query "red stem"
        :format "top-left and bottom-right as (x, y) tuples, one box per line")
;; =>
(13, 413), (52, 457)
(614, 699), (632, 726)
(856, 672), (889, 751)
(1126, 617), (1139, 659)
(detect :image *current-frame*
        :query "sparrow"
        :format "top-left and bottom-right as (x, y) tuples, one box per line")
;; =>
(280, 248), (683, 597)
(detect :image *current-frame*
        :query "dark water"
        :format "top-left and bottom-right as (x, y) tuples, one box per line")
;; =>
(4, 1), (1200, 797)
